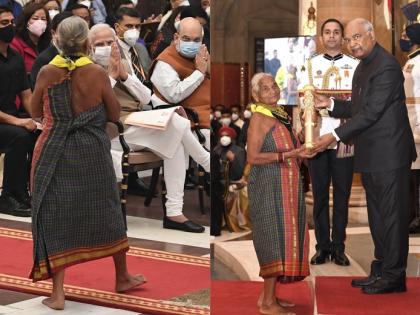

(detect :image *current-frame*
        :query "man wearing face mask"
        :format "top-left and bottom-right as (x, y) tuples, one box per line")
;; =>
(88, 23), (210, 233)
(0, 6), (36, 217)
(211, 125), (246, 236)
(231, 104), (244, 129)
(30, 11), (73, 90)
(216, 108), (242, 145)
(237, 104), (253, 147)
(400, 22), (420, 233)
(150, 17), (210, 148)
(113, 7), (154, 196)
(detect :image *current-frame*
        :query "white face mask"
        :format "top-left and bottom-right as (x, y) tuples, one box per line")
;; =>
(220, 136), (231, 147)
(48, 9), (59, 20)
(123, 28), (139, 47)
(210, 113), (213, 120)
(28, 19), (47, 37)
(220, 117), (231, 126)
(93, 45), (111, 66)
(79, 0), (91, 9)
(214, 110), (221, 118)
(244, 110), (252, 119)
(205, 6), (210, 17)
(131, 0), (138, 5)
(231, 113), (239, 121)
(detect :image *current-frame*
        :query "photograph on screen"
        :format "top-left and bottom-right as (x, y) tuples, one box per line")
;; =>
(263, 36), (316, 105)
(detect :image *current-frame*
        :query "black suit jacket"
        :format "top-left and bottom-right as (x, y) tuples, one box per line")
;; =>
(332, 44), (416, 172)
(30, 43), (58, 90)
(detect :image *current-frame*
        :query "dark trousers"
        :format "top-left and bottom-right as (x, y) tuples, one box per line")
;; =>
(309, 149), (354, 252)
(0, 124), (36, 193)
(361, 165), (410, 281)
(409, 170), (420, 222)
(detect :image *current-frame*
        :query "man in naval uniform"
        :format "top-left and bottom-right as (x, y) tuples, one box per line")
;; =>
(401, 23), (420, 233)
(299, 18), (359, 266)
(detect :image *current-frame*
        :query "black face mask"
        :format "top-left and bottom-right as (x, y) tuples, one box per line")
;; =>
(0, 25), (15, 44)
(400, 38), (413, 52)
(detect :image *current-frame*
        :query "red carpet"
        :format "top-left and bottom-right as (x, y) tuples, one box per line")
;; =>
(211, 280), (314, 315)
(316, 276), (420, 315)
(0, 227), (209, 315)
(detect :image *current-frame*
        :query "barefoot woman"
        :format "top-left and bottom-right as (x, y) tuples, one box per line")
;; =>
(30, 16), (145, 310)
(247, 73), (311, 315)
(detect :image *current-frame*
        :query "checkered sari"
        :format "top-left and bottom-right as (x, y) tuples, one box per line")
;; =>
(248, 123), (309, 282)
(30, 80), (128, 282)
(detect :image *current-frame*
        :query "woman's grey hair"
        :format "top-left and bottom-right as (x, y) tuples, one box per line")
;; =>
(57, 16), (89, 56)
(251, 72), (272, 96)
(88, 23), (116, 43)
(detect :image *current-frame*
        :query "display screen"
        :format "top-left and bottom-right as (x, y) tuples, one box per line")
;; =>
(255, 36), (316, 105)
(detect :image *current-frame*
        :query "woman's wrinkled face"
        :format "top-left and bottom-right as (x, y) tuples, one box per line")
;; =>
(257, 76), (280, 106)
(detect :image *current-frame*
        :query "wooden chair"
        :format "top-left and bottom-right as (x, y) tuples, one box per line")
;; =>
(107, 121), (165, 228)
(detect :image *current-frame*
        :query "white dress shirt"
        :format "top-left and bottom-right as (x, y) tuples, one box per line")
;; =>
(150, 60), (204, 107)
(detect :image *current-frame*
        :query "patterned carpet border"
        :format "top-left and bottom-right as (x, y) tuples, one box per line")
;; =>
(0, 274), (209, 315)
(0, 227), (209, 267)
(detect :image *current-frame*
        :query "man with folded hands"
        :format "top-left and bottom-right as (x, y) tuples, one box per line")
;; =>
(88, 22), (210, 233)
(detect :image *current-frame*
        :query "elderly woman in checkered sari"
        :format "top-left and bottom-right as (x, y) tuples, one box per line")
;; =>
(247, 73), (313, 315)
(29, 16), (145, 310)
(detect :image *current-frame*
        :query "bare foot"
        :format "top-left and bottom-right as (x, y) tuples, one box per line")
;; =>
(259, 302), (295, 315)
(42, 295), (65, 310)
(258, 291), (295, 308)
(115, 274), (147, 293)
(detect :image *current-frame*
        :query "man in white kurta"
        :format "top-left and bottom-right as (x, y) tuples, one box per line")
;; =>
(299, 18), (359, 266)
(89, 23), (209, 233)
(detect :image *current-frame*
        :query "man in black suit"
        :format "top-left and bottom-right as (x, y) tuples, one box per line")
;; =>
(313, 18), (416, 294)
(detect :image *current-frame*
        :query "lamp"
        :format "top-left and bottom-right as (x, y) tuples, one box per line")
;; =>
(306, 2), (316, 30)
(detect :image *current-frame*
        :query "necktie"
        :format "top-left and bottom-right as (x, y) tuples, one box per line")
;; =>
(129, 47), (145, 82)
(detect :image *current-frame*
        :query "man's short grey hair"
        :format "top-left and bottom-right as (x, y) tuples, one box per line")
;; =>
(251, 73), (272, 96)
(360, 19), (374, 32)
(88, 23), (116, 43)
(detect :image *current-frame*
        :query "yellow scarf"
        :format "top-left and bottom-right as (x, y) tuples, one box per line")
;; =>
(250, 103), (289, 121)
(49, 54), (93, 70)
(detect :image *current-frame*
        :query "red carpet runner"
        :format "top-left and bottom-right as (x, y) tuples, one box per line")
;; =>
(0, 227), (210, 315)
(211, 280), (314, 315)
(316, 276), (420, 315)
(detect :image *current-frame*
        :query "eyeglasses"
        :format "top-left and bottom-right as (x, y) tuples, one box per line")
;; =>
(344, 31), (369, 44)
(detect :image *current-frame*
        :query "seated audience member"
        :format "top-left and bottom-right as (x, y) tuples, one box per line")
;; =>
(105, 0), (134, 27)
(11, 2), (51, 74)
(212, 126), (248, 234)
(150, 17), (210, 149)
(237, 103), (252, 147)
(230, 104), (244, 129)
(65, 3), (92, 27)
(31, 11), (73, 89)
(62, 0), (107, 24)
(0, 0), (22, 19)
(42, 0), (61, 20)
(0, 5), (36, 217)
(88, 23), (210, 233)
(216, 108), (241, 144)
(150, 0), (189, 59)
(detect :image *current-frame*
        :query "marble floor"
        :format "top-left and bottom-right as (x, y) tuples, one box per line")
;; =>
(0, 168), (210, 315)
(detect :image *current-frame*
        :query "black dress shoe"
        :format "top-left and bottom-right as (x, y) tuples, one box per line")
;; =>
(362, 278), (406, 294)
(409, 218), (420, 234)
(331, 250), (350, 266)
(127, 177), (152, 197)
(0, 192), (31, 217)
(351, 260), (382, 288)
(310, 249), (330, 265)
(163, 217), (205, 233)
(14, 190), (31, 208)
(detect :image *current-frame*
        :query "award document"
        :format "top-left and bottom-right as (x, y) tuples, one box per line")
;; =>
(124, 106), (182, 130)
